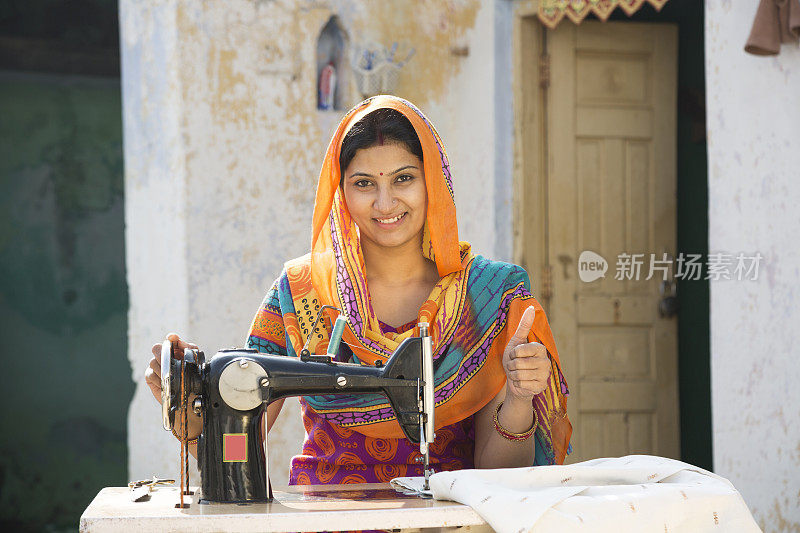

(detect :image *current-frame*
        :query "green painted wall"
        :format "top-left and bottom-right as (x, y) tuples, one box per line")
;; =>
(0, 71), (132, 531)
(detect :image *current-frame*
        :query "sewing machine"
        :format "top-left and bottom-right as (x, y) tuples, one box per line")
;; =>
(160, 312), (436, 504)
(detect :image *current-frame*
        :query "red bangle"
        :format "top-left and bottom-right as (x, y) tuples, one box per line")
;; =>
(493, 401), (538, 441)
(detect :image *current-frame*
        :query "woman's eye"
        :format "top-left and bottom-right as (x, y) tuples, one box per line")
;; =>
(354, 179), (372, 188)
(396, 174), (414, 183)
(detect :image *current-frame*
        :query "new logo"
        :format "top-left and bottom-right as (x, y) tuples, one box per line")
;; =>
(578, 251), (608, 283)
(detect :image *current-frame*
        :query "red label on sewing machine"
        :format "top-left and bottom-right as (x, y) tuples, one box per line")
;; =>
(223, 433), (247, 462)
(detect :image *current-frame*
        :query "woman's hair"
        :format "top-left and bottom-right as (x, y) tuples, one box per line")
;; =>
(339, 108), (423, 180)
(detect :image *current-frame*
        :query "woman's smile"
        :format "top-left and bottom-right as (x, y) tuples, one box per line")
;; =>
(373, 211), (407, 227)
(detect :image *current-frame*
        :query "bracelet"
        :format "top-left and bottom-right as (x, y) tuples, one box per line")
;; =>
(171, 426), (199, 446)
(493, 401), (538, 441)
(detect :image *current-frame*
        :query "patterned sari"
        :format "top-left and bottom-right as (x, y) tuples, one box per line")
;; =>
(246, 96), (572, 482)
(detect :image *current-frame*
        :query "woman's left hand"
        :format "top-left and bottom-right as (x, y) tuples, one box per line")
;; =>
(502, 306), (551, 400)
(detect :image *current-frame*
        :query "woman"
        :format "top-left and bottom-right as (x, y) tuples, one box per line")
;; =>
(145, 96), (572, 485)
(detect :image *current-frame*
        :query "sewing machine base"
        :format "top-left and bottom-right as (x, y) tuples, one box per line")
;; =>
(80, 483), (491, 532)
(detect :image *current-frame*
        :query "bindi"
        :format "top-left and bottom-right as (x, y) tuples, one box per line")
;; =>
(379, 172), (383, 176)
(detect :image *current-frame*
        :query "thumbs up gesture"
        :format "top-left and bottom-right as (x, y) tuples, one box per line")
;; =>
(502, 306), (550, 400)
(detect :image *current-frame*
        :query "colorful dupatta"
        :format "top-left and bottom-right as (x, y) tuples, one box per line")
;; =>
(247, 96), (572, 465)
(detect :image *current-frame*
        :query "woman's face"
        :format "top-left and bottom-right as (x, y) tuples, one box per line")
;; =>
(342, 142), (427, 251)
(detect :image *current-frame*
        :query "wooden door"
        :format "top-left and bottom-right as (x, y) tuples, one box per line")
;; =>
(540, 21), (679, 462)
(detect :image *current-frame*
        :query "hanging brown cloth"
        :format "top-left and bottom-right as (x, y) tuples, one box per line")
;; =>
(538, 0), (670, 29)
(745, 0), (800, 56)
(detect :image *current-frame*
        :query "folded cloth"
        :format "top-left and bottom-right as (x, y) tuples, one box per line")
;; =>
(745, 0), (800, 56)
(391, 455), (760, 533)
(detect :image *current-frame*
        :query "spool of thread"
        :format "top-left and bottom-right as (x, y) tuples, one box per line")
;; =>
(326, 315), (348, 357)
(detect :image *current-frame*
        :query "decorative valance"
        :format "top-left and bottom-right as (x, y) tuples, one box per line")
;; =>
(538, 0), (670, 29)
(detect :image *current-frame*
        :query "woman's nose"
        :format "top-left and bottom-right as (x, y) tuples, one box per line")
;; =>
(374, 185), (397, 212)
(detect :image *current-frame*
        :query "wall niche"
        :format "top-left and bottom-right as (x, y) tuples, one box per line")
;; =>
(316, 15), (348, 111)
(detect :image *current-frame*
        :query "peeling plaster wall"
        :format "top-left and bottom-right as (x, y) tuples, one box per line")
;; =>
(706, 2), (800, 531)
(123, 0), (510, 484)
(122, 0), (192, 484)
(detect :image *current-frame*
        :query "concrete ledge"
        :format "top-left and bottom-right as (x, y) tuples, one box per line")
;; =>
(80, 483), (491, 532)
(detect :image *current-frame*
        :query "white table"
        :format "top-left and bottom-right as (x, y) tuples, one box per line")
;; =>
(79, 483), (492, 532)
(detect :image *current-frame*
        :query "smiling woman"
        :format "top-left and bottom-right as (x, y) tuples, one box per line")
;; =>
(145, 95), (572, 486)
(339, 109), (439, 329)
(344, 143), (426, 243)
(342, 135), (428, 250)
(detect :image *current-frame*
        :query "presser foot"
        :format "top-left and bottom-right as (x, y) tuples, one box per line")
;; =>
(420, 467), (434, 498)
(419, 450), (434, 498)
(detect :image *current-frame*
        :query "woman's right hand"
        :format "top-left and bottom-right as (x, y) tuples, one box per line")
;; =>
(144, 333), (203, 440)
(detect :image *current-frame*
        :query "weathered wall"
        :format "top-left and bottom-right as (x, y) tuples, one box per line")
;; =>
(706, 2), (800, 531)
(123, 0), (511, 484)
(0, 71), (131, 529)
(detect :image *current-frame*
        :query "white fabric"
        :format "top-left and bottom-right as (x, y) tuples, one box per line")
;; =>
(391, 455), (761, 533)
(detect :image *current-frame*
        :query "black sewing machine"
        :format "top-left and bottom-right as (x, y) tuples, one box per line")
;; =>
(161, 312), (436, 504)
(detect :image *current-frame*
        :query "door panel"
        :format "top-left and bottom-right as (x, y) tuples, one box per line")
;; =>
(547, 21), (679, 462)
